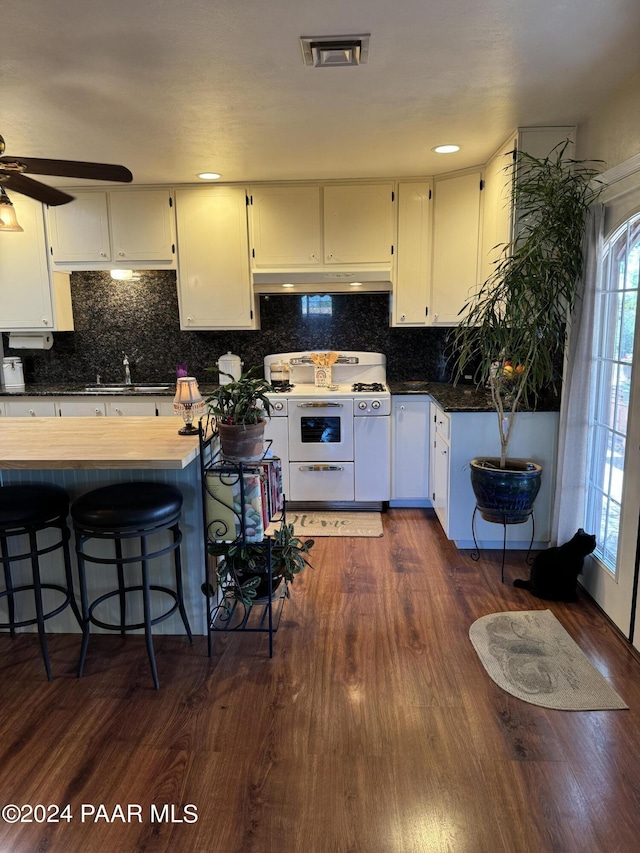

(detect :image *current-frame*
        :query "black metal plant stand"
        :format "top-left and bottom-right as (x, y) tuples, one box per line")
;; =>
(198, 413), (286, 658)
(469, 505), (536, 583)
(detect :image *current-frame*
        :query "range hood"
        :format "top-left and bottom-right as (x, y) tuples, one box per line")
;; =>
(252, 269), (392, 294)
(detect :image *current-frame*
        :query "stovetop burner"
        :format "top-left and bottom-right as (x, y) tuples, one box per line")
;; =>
(352, 382), (386, 393)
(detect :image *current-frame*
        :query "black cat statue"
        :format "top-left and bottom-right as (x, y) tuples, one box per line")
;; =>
(513, 528), (597, 602)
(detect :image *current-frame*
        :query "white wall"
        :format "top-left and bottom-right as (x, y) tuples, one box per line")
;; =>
(577, 67), (640, 168)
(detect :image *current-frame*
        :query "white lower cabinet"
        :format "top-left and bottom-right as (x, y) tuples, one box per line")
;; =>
(428, 400), (559, 549)
(58, 400), (107, 417)
(108, 400), (158, 417)
(391, 396), (430, 504)
(4, 400), (58, 417)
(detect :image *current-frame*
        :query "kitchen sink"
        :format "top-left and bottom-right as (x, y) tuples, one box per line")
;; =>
(133, 385), (171, 392)
(84, 384), (171, 393)
(84, 385), (128, 393)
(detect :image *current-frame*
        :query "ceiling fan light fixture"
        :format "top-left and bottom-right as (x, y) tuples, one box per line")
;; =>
(300, 34), (370, 67)
(0, 186), (23, 232)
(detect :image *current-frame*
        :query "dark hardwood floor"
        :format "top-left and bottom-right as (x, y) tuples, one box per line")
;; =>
(1, 508), (639, 852)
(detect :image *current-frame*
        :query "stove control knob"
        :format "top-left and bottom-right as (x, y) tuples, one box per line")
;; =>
(371, 400), (381, 409)
(273, 401), (285, 411)
(358, 401), (368, 410)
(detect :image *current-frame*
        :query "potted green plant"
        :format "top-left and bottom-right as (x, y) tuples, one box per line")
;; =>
(207, 522), (314, 606)
(450, 141), (603, 522)
(205, 365), (274, 462)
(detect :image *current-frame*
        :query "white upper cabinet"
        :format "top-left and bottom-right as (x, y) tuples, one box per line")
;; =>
(0, 194), (74, 331)
(249, 185), (321, 267)
(175, 185), (256, 330)
(480, 126), (575, 286)
(393, 181), (432, 327)
(323, 183), (394, 264)
(248, 182), (395, 271)
(108, 191), (175, 263)
(430, 170), (483, 325)
(46, 189), (176, 268)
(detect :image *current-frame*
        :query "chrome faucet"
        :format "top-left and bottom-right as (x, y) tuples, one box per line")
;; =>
(123, 353), (131, 385)
(122, 351), (142, 385)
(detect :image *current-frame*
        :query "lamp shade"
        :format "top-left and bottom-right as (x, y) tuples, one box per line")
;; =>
(173, 377), (205, 434)
(173, 377), (204, 409)
(0, 187), (23, 232)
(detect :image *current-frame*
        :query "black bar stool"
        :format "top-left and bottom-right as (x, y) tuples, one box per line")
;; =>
(0, 483), (81, 680)
(71, 482), (193, 689)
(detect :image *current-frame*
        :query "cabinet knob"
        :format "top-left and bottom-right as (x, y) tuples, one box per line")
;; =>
(29, 409), (36, 416)
(42, 319), (49, 325)
(95, 408), (101, 414)
(187, 316), (193, 324)
(118, 251), (124, 257)
(400, 314), (405, 321)
(114, 408), (121, 413)
(327, 253), (334, 259)
(310, 253), (316, 259)
(100, 252), (107, 257)
(400, 405), (406, 411)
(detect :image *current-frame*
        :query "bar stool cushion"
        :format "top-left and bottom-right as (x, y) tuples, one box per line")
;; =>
(71, 482), (183, 530)
(0, 483), (70, 528)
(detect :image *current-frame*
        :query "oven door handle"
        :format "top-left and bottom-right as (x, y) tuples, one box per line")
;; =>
(298, 465), (344, 471)
(296, 402), (343, 408)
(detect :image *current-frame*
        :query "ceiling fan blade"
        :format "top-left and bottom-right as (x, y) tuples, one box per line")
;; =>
(0, 156), (133, 183)
(2, 173), (75, 206)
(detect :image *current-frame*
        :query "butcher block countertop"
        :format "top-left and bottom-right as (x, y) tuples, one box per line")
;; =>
(0, 417), (201, 470)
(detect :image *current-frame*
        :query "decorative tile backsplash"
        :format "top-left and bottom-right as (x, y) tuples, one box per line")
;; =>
(4, 271), (454, 385)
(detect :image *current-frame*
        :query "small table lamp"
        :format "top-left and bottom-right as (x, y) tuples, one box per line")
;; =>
(173, 377), (205, 435)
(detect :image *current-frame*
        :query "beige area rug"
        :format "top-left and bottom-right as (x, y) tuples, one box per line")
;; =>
(469, 610), (628, 711)
(266, 511), (383, 538)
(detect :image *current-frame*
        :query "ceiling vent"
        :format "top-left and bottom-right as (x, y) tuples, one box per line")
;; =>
(300, 34), (370, 68)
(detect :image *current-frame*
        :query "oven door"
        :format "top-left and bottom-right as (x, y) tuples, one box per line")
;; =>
(288, 399), (354, 462)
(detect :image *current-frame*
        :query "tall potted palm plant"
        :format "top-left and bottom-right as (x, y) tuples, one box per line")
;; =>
(450, 142), (603, 522)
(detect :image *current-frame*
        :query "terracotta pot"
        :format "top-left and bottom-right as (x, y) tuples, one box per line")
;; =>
(217, 420), (266, 463)
(470, 457), (542, 524)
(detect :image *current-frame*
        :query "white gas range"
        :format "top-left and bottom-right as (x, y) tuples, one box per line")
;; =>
(263, 351), (391, 509)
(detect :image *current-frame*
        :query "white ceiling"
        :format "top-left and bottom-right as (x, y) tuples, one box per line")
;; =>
(3, 0), (640, 189)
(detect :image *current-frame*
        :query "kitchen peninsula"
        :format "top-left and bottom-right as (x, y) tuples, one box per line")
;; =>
(0, 417), (207, 634)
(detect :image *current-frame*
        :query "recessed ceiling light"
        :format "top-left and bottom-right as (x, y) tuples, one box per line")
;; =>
(433, 145), (460, 154)
(197, 172), (221, 180)
(282, 283), (295, 288)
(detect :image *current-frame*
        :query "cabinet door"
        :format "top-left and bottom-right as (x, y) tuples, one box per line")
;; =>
(47, 192), (111, 262)
(392, 396), (430, 500)
(250, 185), (321, 267)
(5, 399), (58, 417)
(108, 400), (157, 416)
(394, 182), (432, 326)
(432, 430), (450, 530)
(323, 183), (394, 264)
(431, 171), (482, 325)
(0, 195), (55, 330)
(479, 139), (515, 287)
(109, 190), (176, 263)
(175, 186), (255, 330)
(59, 400), (107, 417)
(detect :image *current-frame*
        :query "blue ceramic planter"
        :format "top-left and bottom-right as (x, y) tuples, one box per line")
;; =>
(470, 457), (542, 524)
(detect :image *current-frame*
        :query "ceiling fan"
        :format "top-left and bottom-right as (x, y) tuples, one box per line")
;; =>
(0, 133), (133, 207)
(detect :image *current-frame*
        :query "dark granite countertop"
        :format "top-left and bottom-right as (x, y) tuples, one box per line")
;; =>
(2, 381), (558, 414)
(0, 383), (220, 398)
(389, 381), (495, 412)
(389, 381), (560, 413)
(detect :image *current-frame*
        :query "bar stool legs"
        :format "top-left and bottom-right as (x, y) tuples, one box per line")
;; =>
(0, 484), (81, 680)
(72, 482), (193, 689)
